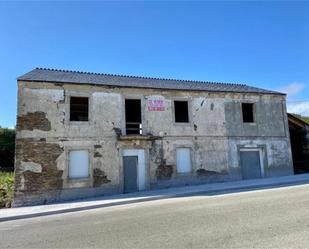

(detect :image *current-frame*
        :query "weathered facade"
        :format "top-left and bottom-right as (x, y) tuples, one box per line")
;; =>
(14, 68), (293, 206)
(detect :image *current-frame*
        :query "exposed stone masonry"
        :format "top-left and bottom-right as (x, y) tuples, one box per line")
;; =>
(16, 111), (51, 131)
(15, 138), (63, 192)
(93, 168), (111, 187)
(156, 165), (174, 180)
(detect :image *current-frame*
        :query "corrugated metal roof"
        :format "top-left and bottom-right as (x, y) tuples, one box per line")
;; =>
(18, 68), (284, 95)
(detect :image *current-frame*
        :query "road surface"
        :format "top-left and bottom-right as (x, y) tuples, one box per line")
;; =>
(1, 184), (309, 248)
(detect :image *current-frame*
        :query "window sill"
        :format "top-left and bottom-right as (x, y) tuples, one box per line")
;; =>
(64, 177), (91, 189)
(68, 177), (90, 181)
(119, 135), (159, 141)
(243, 122), (257, 125)
(174, 122), (191, 126)
(69, 121), (91, 126)
(175, 172), (193, 176)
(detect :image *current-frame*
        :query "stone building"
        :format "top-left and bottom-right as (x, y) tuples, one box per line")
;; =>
(14, 68), (293, 206)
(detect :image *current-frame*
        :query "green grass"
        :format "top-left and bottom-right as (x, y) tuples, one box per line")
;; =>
(0, 172), (14, 208)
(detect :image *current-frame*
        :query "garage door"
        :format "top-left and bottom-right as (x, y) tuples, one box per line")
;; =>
(240, 150), (263, 180)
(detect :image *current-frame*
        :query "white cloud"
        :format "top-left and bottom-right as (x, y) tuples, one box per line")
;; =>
(287, 101), (309, 116)
(278, 82), (306, 97)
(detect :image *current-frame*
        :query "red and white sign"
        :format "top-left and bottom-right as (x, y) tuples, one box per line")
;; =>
(147, 99), (165, 111)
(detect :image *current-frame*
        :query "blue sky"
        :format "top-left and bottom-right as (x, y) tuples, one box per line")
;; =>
(0, 1), (308, 128)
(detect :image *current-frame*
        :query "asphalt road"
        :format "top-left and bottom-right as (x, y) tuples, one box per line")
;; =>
(1, 184), (309, 248)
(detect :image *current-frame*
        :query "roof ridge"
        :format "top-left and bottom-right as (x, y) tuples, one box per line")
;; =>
(35, 67), (247, 87)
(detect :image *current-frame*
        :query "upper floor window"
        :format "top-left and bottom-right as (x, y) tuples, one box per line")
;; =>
(242, 103), (255, 123)
(174, 100), (189, 123)
(125, 99), (142, 135)
(70, 97), (89, 121)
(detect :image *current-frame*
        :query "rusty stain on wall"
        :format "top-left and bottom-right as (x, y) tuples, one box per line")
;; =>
(156, 164), (174, 180)
(94, 151), (103, 158)
(93, 168), (111, 187)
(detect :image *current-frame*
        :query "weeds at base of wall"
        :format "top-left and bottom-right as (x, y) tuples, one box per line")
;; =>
(0, 172), (14, 208)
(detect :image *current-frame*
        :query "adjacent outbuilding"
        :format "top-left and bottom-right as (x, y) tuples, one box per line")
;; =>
(288, 113), (309, 173)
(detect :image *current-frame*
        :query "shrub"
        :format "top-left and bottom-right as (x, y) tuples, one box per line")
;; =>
(0, 172), (14, 208)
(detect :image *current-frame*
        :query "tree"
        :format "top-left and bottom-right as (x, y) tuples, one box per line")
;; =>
(0, 127), (15, 171)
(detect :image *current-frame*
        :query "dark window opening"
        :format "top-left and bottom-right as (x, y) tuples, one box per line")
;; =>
(70, 97), (89, 121)
(242, 103), (254, 123)
(174, 101), (189, 123)
(125, 99), (142, 135)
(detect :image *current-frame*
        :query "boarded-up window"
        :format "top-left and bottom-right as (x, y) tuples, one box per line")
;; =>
(69, 150), (89, 179)
(176, 148), (191, 173)
(70, 97), (89, 121)
(174, 101), (189, 123)
(242, 103), (255, 123)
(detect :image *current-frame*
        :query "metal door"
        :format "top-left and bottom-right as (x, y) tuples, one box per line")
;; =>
(240, 150), (262, 180)
(123, 156), (138, 193)
(176, 148), (191, 173)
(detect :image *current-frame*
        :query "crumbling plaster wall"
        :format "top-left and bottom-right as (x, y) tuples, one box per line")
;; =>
(224, 94), (293, 177)
(14, 80), (293, 205)
(144, 95), (226, 136)
(224, 94), (288, 137)
(14, 82), (123, 205)
(149, 137), (231, 188)
(228, 138), (293, 177)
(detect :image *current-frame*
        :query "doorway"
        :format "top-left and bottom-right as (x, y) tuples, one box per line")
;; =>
(122, 149), (146, 193)
(176, 148), (192, 173)
(123, 156), (138, 193)
(240, 149), (264, 180)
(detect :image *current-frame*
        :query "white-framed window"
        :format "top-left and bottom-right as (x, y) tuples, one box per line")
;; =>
(68, 150), (89, 179)
(176, 148), (192, 173)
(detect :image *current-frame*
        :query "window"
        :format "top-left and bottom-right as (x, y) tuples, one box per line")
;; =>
(125, 99), (142, 135)
(174, 101), (189, 123)
(242, 103), (255, 123)
(68, 150), (89, 179)
(70, 97), (89, 121)
(176, 148), (192, 173)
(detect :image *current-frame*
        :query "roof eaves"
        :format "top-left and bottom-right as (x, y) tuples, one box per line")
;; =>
(16, 67), (286, 96)
(17, 78), (285, 96)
